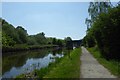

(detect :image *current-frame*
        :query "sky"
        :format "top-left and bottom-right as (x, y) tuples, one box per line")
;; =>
(1, 2), (118, 40)
(1, 0), (120, 2)
(2, 2), (90, 40)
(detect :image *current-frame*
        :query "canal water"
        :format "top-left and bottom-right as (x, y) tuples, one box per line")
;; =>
(2, 48), (69, 78)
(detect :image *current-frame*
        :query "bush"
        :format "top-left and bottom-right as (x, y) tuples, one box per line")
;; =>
(91, 5), (120, 60)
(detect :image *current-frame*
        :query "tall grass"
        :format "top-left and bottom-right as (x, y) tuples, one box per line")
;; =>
(87, 47), (120, 77)
(44, 48), (81, 78)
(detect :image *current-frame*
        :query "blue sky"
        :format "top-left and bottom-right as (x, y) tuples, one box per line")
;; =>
(2, 2), (117, 40)
(2, 2), (89, 40)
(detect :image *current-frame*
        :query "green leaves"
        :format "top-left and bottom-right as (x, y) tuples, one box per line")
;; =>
(85, 2), (112, 30)
(84, 5), (120, 60)
(16, 26), (28, 43)
(2, 19), (28, 45)
(2, 32), (16, 46)
(34, 32), (47, 45)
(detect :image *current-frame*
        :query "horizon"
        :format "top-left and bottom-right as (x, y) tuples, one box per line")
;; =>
(2, 17), (84, 40)
(1, 2), (118, 40)
(2, 2), (89, 40)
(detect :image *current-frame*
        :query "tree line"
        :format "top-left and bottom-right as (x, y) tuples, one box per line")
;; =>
(1, 18), (72, 49)
(82, 2), (120, 60)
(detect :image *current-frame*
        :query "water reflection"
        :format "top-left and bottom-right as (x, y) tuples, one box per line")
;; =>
(2, 48), (64, 78)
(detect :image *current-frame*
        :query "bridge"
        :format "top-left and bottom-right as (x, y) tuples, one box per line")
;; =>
(66, 39), (82, 49)
(72, 40), (82, 48)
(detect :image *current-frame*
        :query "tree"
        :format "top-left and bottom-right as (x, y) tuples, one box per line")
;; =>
(56, 39), (63, 47)
(46, 37), (53, 45)
(89, 5), (120, 59)
(41, 32), (45, 36)
(52, 38), (57, 45)
(83, 1), (120, 60)
(85, 1), (112, 30)
(64, 37), (72, 42)
(64, 37), (73, 49)
(2, 19), (20, 44)
(2, 32), (16, 46)
(0, 18), (2, 45)
(34, 32), (46, 45)
(85, 18), (92, 31)
(16, 26), (28, 43)
(27, 35), (37, 45)
(83, 28), (96, 48)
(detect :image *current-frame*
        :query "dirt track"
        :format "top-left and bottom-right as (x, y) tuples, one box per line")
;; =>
(80, 47), (116, 78)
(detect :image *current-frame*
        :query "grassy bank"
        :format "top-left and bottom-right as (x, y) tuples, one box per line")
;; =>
(43, 48), (81, 78)
(2, 44), (59, 53)
(87, 47), (120, 77)
(16, 57), (63, 78)
(16, 48), (81, 78)
(35, 57), (63, 78)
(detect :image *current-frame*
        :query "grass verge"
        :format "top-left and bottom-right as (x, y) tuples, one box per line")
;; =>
(35, 57), (63, 78)
(3, 44), (58, 53)
(43, 48), (81, 78)
(87, 47), (120, 77)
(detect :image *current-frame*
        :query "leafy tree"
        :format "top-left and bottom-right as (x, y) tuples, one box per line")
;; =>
(16, 26), (28, 44)
(64, 37), (72, 42)
(64, 37), (73, 49)
(85, 18), (92, 30)
(56, 39), (63, 47)
(81, 36), (87, 47)
(2, 32), (16, 46)
(85, 33), (96, 47)
(41, 32), (45, 36)
(82, 28), (96, 48)
(27, 35), (37, 45)
(87, 5), (120, 59)
(85, 1), (112, 30)
(34, 32), (46, 45)
(52, 38), (57, 45)
(2, 19), (20, 44)
(46, 37), (53, 45)
(83, 1), (120, 60)
(0, 18), (2, 45)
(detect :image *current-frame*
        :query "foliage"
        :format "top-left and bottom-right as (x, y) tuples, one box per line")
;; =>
(2, 19), (28, 45)
(56, 39), (63, 47)
(64, 37), (72, 48)
(46, 37), (53, 45)
(34, 32), (47, 45)
(82, 32), (95, 47)
(2, 19), (20, 43)
(91, 5), (120, 59)
(1, 18), (65, 48)
(0, 31), (1, 45)
(83, 5), (120, 60)
(2, 32), (16, 46)
(52, 38), (64, 47)
(52, 38), (57, 45)
(16, 26), (28, 44)
(85, 2), (112, 29)
(27, 35), (37, 45)
(64, 37), (72, 42)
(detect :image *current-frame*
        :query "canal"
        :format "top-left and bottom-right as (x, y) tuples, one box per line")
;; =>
(2, 47), (70, 78)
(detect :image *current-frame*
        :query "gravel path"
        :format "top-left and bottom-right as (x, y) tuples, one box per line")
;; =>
(80, 47), (116, 78)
